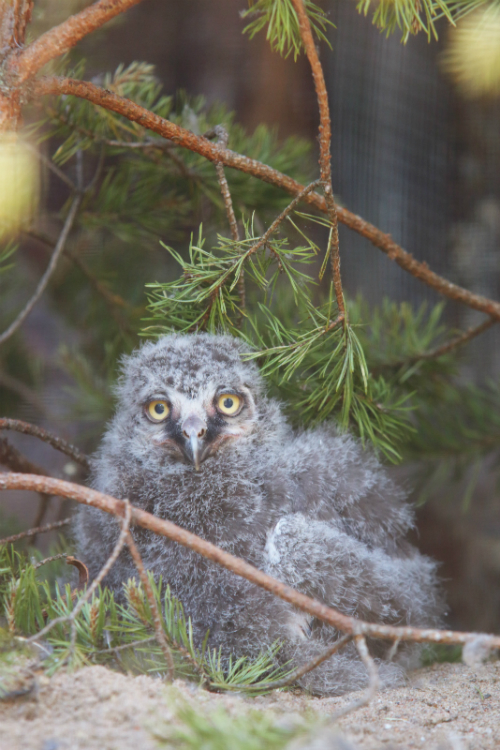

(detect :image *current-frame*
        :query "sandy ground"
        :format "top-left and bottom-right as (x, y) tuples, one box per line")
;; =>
(0, 661), (499, 750)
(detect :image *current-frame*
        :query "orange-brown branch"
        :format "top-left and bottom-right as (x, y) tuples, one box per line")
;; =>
(290, 0), (343, 315)
(31, 76), (500, 321)
(1, 472), (499, 653)
(7, 0), (146, 86)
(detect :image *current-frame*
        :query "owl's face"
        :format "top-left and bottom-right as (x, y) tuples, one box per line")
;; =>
(114, 334), (263, 470)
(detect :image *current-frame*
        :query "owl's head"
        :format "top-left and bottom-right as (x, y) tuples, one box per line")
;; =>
(113, 333), (269, 470)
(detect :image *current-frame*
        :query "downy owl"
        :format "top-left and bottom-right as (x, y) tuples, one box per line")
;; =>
(75, 333), (442, 695)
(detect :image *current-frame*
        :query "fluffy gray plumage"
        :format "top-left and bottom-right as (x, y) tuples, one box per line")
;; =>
(75, 333), (443, 695)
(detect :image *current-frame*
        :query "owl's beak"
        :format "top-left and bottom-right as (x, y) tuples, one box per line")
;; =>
(181, 414), (207, 471)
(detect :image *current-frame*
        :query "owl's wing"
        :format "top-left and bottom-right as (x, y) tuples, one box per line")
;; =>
(271, 426), (414, 553)
(263, 513), (442, 630)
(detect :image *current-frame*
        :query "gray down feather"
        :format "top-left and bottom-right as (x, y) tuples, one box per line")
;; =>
(74, 333), (443, 695)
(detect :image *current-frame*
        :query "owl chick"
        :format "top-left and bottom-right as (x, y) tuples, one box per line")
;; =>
(75, 333), (442, 695)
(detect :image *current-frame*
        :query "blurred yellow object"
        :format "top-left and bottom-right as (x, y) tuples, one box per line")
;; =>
(0, 135), (40, 239)
(442, 5), (500, 98)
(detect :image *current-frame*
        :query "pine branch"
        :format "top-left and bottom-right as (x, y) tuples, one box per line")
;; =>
(31, 76), (500, 321)
(290, 0), (344, 317)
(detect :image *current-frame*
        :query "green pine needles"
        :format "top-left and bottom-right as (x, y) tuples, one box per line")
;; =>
(0, 545), (292, 693)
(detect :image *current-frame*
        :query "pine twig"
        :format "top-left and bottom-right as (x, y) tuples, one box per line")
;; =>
(374, 317), (498, 373)
(412, 317), (497, 362)
(32, 75), (500, 323)
(25, 143), (76, 190)
(257, 634), (353, 691)
(0, 193), (82, 347)
(24, 499), (132, 649)
(290, 0), (344, 319)
(205, 125), (246, 323)
(0, 418), (89, 469)
(125, 530), (176, 682)
(0, 517), (71, 546)
(247, 179), (322, 260)
(330, 636), (380, 720)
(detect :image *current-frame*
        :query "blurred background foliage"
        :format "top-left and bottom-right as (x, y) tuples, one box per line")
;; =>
(1, 0), (500, 636)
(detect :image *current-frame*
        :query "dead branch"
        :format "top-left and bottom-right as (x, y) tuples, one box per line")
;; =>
(411, 316), (497, 363)
(205, 125), (246, 320)
(7, 0), (147, 87)
(0, 418), (89, 469)
(2, 472), (499, 656)
(0, 193), (81, 346)
(0, 517), (71, 546)
(330, 636), (380, 720)
(290, 0), (344, 318)
(125, 530), (175, 682)
(31, 77), (500, 322)
(373, 317), (498, 374)
(259, 634), (353, 691)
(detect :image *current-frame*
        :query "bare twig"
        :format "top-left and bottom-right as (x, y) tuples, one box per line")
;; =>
(290, 0), (344, 318)
(0, 517), (71, 546)
(2, 473), (500, 655)
(25, 498), (132, 649)
(125, 530), (176, 682)
(25, 142), (76, 190)
(32, 76), (500, 322)
(247, 179), (322, 259)
(374, 317), (498, 374)
(259, 634), (353, 691)
(0, 193), (82, 346)
(33, 552), (69, 569)
(208, 125), (246, 320)
(330, 636), (380, 720)
(7, 0), (147, 86)
(0, 418), (89, 469)
(411, 317), (497, 363)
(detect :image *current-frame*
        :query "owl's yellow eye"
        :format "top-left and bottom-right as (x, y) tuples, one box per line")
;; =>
(217, 394), (241, 415)
(147, 400), (170, 421)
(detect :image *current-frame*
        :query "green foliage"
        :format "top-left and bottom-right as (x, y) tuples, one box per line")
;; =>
(0, 243), (17, 276)
(145, 213), (416, 461)
(151, 697), (307, 750)
(0, 546), (292, 693)
(242, 0), (333, 60)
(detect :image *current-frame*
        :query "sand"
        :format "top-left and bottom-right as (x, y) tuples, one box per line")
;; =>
(0, 660), (499, 750)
